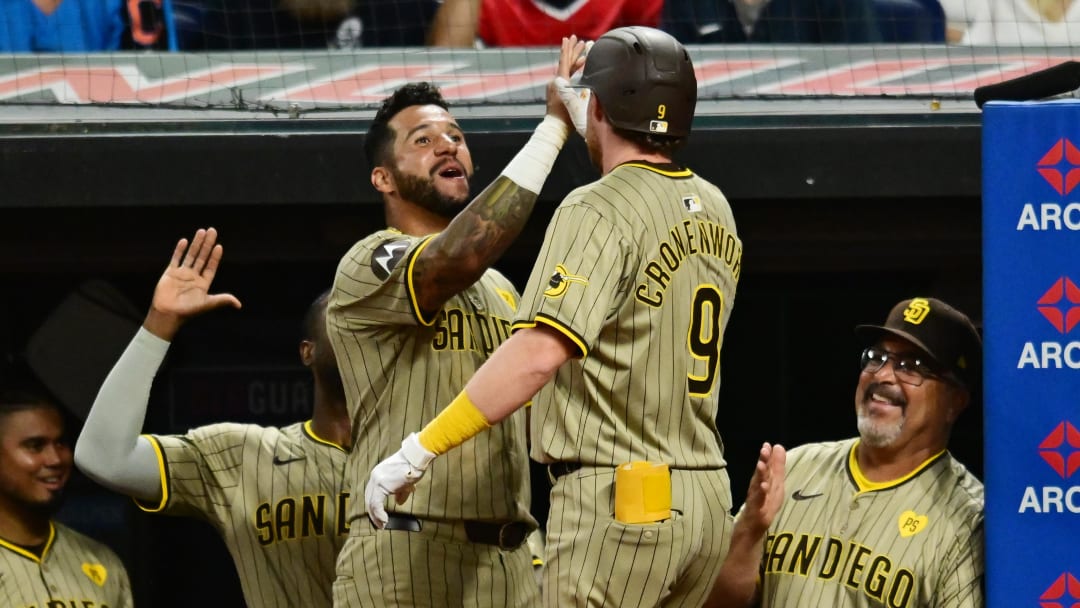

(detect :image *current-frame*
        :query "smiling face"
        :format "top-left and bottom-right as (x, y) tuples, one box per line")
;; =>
(379, 104), (474, 219)
(854, 336), (968, 454)
(0, 405), (71, 518)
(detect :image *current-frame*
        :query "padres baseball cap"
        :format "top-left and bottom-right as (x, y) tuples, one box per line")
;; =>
(854, 297), (982, 392)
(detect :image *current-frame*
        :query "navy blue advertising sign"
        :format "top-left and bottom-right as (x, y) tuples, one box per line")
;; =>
(983, 101), (1080, 607)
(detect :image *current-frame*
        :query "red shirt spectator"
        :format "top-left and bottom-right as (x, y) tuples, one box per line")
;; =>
(430, 0), (661, 47)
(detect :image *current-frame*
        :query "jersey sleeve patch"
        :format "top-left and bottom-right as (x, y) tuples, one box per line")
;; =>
(543, 264), (589, 299)
(370, 238), (411, 281)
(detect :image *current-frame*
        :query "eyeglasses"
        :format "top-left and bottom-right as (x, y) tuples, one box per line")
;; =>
(859, 347), (947, 387)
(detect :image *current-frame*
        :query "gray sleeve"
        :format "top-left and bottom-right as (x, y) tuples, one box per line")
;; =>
(74, 327), (170, 502)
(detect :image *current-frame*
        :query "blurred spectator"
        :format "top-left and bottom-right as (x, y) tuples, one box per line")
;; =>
(187, 0), (346, 49)
(181, 0), (437, 49)
(662, 0), (881, 43)
(0, 0), (124, 51)
(279, 0), (348, 19)
(874, 0), (946, 42)
(963, 0), (1080, 45)
(428, 0), (661, 47)
(333, 0), (441, 48)
(938, 0), (979, 41)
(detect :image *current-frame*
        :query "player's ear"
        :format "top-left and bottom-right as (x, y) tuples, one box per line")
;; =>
(372, 166), (394, 195)
(590, 95), (605, 123)
(299, 339), (314, 367)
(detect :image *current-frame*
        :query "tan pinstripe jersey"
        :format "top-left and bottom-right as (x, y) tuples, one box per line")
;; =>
(758, 439), (984, 608)
(139, 420), (348, 608)
(1, 521), (133, 608)
(327, 229), (534, 526)
(513, 162), (741, 468)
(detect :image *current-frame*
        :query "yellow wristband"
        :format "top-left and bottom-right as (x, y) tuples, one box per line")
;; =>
(417, 390), (492, 455)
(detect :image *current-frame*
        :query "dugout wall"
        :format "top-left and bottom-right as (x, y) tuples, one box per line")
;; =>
(0, 46), (990, 606)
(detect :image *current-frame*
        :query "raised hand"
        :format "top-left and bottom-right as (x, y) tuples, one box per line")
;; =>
(742, 442), (787, 535)
(549, 35), (591, 136)
(144, 227), (242, 340)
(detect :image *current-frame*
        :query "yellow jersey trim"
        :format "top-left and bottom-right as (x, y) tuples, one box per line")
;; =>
(303, 420), (347, 452)
(0, 522), (55, 562)
(848, 440), (947, 493)
(406, 235), (439, 327)
(512, 315), (588, 358)
(618, 162), (693, 178)
(134, 434), (169, 512)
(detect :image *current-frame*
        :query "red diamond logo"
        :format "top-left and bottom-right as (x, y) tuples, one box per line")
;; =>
(1038, 277), (1080, 334)
(1037, 139), (1080, 196)
(1039, 422), (1080, 479)
(1039, 572), (1080, 608)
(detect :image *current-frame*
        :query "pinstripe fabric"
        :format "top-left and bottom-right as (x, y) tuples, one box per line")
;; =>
(515, 163), (741, 468)
(513, 162), (742, 606)
(140, 421), (348, 608)
(758, 439), (984, 608)
(327, 229), (537, 607)
(0, 522), (133, 608)
(544, 467), (733, 607)
(332, 519), (539, 607)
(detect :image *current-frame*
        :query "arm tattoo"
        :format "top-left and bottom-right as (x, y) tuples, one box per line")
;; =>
(413, 175), (538, 313)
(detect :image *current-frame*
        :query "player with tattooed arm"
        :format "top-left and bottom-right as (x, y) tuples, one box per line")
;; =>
(365, 26), (743, 607)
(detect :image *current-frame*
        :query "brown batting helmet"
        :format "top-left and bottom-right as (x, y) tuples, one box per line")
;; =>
(574, 26), (697, 138)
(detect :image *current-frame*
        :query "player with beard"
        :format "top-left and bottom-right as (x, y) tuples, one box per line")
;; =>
(364, 27), (742, 607)
(327, 38), (587, 608)
(707, 297), (984, 608)
(0, 384), (133, 607)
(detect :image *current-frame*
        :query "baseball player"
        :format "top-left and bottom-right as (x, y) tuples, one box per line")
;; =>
(74, 227), (352, 608)
(707, 297), (984, 608)
(365, 26), (742, 607)
(0, 384), (133, 608)
(327, 38), (587, 608)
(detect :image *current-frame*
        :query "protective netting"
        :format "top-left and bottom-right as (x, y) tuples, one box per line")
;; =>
(0, 0), (1076, 109)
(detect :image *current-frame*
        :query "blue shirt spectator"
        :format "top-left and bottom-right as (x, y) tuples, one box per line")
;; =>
(663, 0), (881, 43)
(0, 0), (124, 52)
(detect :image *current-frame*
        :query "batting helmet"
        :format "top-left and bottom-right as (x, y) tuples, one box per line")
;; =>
(575, 26), (697, 138)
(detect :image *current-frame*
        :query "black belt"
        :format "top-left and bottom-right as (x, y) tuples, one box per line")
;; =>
(548, 462), (720, 479)
(548, 462), (583, 479)
(382, 514), (529, 551)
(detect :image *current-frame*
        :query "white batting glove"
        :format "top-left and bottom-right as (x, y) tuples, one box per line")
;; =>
(365, 433), (436, 528)
(555, 78), (590, 139)
(555, 40), (593, 138)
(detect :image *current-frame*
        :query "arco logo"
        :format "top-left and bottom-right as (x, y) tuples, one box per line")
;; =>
(1037, 139), (1080, 196)
(1038, 277), (1080, 334)
(1039, 572), (1080, 608)
(1039, 422), (1080, 479)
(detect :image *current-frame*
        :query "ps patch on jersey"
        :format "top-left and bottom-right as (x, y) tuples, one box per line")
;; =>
(682, 194), (702, 212)
(370, 239), (409, 281)
(898, 510), (929, 537)
(544, 264), (588, 298)
(82, 563), (107, 586)
(495, 288), (517, 310)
